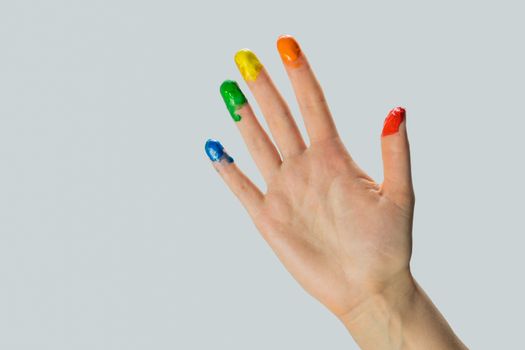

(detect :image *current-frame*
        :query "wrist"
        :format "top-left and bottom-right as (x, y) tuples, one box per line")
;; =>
(338, 270), (417, 349)
(338, 271), (467, 350)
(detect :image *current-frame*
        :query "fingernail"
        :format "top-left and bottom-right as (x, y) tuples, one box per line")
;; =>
(220, 80), (247, 122)
(234, 49), (263, 81)
(205, 139), (234, 163)
(277, 35), (302, 67)
(382, 107), (406, 137)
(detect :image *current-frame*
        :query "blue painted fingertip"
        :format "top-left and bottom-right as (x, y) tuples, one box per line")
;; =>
(205, 139), (234, 163)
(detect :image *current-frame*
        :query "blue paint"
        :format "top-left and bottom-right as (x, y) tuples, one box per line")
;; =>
(205, 139), (234, 163)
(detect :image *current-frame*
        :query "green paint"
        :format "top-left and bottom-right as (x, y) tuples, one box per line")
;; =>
(220, 80), (247, 122)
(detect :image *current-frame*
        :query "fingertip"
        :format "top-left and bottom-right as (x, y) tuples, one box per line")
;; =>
(220, 80), (247, 122)
(234, 49), (263, 81)
(204, 139), (234, 164)
(381, 107), (406, 137)
(277, 34), (302, 68)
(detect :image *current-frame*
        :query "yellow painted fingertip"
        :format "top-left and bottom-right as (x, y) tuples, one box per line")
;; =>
(234, 49), (263, 81)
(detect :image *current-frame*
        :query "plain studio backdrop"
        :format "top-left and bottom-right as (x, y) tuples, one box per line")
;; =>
(1, 1), (524, 349)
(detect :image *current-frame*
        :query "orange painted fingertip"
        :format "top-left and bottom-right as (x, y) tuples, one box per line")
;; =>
(277, 35), (302, 67)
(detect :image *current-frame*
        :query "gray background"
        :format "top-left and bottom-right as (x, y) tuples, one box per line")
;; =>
(1, 0), (524, 349)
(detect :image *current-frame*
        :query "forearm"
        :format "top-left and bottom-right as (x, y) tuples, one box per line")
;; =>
(339, 273), (468, 350)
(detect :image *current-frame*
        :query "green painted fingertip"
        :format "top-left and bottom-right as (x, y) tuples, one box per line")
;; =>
(220, 80), (247, 122)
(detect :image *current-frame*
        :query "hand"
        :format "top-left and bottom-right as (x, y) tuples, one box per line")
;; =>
(207, 34), (413, 317)
(206, 35), (466, 349)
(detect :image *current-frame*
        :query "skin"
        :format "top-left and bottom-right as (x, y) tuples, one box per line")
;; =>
(207, 35), (468, 349)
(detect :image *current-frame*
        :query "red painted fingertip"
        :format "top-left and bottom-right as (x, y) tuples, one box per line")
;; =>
(381, 107), (406, 137)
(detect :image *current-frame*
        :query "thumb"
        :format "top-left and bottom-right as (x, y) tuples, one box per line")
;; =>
(381, 107), (415, 207)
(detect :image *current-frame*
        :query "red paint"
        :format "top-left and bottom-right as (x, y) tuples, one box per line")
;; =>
(381, 107), (406, 136)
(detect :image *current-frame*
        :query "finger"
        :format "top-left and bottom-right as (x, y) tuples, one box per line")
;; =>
(277, 35), (338, 143)
(220, 80), (281, 181)
(205, 139), (264, 217)
(380, 107), (414, 207)
(234, 49), (306, 158)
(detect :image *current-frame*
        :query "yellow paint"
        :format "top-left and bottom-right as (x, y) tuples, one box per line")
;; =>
(234, 49), (263, 81)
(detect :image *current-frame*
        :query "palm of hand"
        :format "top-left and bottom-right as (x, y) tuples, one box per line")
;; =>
(253, 137), (413, 316)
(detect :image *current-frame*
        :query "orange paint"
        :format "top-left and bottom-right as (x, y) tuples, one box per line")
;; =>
(382, 107), (406, 136)
(277, 35), (302, 67)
